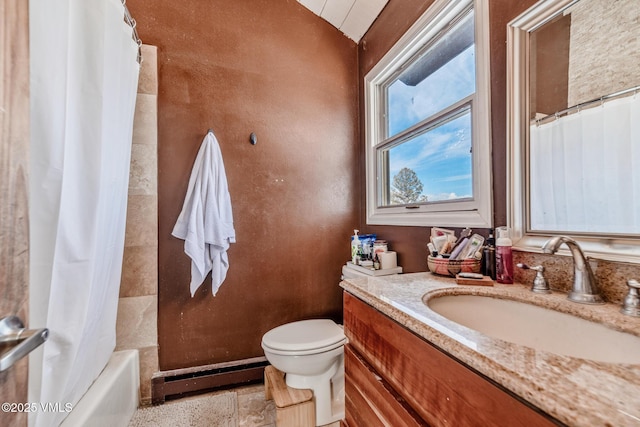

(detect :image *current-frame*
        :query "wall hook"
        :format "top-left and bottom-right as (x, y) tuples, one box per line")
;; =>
(249, 132), (257, 145)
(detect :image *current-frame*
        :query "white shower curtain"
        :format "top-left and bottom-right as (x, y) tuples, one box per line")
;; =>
(29, 0), (140, 426)
(530, 94), (640, 234)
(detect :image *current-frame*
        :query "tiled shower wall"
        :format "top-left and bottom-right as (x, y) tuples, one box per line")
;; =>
(116, 44), (159, 406)
(567, 0), (640, 105)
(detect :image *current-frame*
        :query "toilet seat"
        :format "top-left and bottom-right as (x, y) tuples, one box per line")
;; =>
(261, 319), (346, 355)
(262, 339), (346, 356)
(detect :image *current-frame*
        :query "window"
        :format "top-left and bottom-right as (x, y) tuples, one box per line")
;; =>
(365, 0), (492, 227)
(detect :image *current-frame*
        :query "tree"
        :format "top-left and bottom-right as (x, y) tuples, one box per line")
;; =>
(391, 167), (428, 204)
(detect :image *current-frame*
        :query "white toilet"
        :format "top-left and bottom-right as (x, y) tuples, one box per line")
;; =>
(261, 319), (347, 426)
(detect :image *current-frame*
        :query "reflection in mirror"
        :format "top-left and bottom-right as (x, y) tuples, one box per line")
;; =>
(528, 0), (640, 235)
(508, 0), (640, 261)
(530, 0), (640, 118)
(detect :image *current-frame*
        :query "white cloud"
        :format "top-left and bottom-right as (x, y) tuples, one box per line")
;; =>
(387, 119), (471, 176)
(433, 173), (472, 183)
(427, 192), (472, 201)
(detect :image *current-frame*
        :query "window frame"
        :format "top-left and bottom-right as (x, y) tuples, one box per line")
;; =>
(364, 0), (493, 228)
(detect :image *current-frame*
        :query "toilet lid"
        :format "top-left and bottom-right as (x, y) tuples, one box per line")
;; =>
(262, 319), (345, 352)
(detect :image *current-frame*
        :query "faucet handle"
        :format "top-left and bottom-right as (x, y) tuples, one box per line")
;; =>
(517, 263), (551, 294)
(621, 279), (640, 317)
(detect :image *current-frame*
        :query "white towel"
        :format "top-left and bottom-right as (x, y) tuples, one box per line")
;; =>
(172, 131), (236, 296)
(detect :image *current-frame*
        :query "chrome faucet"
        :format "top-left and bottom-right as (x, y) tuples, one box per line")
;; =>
(541, 236), (604, 304)
(621, 280), (640, 317)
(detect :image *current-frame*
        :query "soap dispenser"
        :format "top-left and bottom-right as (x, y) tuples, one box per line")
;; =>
(495, 226), (513, 284)
(351, 230), (361, 264)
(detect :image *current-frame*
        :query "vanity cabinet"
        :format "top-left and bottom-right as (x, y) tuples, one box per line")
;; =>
(342, 292), (559, 427)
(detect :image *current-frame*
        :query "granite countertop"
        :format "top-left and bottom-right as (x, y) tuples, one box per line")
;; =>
(340, 272), (640, 427)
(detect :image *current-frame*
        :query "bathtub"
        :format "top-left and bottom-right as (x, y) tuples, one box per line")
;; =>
(60, 350), (139, 427)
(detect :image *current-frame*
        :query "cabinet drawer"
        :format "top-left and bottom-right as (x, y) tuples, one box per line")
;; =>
(344, 292), (559, 427)
(345, 344), (427, 427)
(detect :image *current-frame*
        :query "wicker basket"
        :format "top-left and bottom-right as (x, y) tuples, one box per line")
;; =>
(427, 255), (482, 277)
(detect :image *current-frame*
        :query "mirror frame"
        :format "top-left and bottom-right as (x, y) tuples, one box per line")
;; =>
(506, 0), (640, 264)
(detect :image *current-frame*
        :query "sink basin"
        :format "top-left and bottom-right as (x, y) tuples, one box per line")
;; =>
(426, 294), (640, 364)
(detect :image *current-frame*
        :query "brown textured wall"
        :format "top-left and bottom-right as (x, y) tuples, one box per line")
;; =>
(357, 0), (539, 273)
(127, 0), (359, 370)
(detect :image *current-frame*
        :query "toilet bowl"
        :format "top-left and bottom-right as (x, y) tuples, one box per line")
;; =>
(261, 319), (346, 426)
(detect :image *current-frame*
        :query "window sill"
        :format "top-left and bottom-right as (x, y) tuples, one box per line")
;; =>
(366, 208), (492, 228)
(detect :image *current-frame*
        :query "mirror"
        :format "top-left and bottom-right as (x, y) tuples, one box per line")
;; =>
(507, 0), (640, 262)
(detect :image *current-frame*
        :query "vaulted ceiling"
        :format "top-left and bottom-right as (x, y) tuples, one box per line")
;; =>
(297, 0), (389, 42)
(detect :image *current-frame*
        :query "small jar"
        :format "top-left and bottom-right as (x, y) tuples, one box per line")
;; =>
(373, 240), (388, 261)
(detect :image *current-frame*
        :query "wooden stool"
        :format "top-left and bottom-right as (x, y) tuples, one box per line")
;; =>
(264, 365), (315, 427)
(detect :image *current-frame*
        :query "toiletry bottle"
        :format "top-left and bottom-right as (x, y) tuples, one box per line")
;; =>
(495, 226), (513, 284)
(373, 240), (387, 270)
(482, 230), (496, 280)
(351, 230), (361, 264)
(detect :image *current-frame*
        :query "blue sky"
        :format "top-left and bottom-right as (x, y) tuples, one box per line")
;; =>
(385, 44), (476, 202)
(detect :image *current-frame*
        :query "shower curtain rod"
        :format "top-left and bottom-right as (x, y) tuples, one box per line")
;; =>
(534, 83), (640, 126)
(122, 0), (142, 63)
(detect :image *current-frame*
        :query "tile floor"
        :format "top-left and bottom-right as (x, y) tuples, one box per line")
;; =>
(157, 383), (340, 427)
(236, 383), (276, 426)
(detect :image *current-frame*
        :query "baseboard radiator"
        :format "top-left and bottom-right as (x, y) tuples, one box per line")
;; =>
(151, 356), (268, 404)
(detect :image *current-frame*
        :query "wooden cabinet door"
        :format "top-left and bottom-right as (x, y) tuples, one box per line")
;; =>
(344, 292), (559, 427)
(345, 344), (427, 427)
